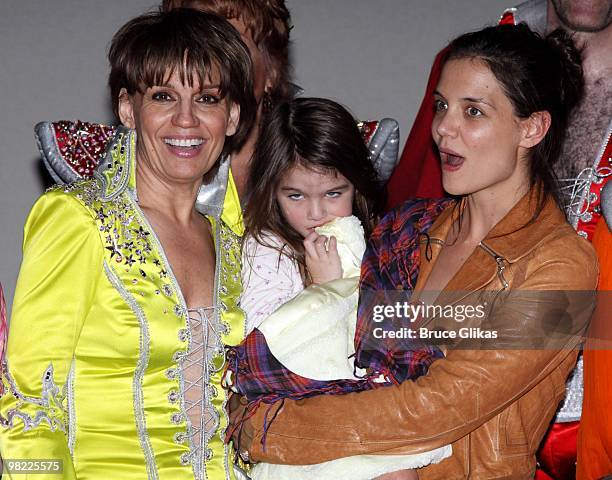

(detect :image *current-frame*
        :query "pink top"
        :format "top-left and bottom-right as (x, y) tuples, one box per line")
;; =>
(240, 234), (304, 334)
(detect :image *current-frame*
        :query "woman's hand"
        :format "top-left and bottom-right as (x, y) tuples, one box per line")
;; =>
(303, 232), (342, 284)
(227, 393), (255, 460)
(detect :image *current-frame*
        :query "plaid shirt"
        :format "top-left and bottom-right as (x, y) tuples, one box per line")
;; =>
(355, 198), (451, 383)
(226, 198), (451, 408)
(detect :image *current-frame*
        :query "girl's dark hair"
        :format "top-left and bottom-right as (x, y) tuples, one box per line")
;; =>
(108, 9), (257, 155)
(445, 23), (584, 219)
(245, 97), (382, 280)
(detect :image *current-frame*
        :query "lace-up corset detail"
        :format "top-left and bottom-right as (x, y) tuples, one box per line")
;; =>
(180, 306), (225, 473)
(559, 166), (612, 229)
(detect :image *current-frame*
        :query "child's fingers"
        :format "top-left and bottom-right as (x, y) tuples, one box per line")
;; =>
(303, 231), (320, 259)
(304, 231), (319, 243)
(314, 235), (328, 257)
(303, 231), (320, 249)
(304, 241), (316, 260)
(327, 236), (338, 255)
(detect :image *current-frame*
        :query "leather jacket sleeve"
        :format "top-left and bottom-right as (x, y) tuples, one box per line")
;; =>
(246, 235), (598, 465)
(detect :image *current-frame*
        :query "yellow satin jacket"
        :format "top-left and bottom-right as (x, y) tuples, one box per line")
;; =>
(0, 128), (246, 479)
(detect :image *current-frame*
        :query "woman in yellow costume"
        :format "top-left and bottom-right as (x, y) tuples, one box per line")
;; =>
(0, 9), (256, 480)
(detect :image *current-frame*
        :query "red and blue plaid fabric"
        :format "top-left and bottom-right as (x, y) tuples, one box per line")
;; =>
(226, 329), (377, 405)
(355, 198), (452, 384)
(225, 198), (452, 407)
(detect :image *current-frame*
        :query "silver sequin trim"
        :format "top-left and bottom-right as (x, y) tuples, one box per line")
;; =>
(128, 190), (196, 474)
(1, 362), (65, 433)
(216, 222), (233, 480)
(93, 128), (134, 202)
(559, 120), (612, 228)
(104, 261), (159, 479)
(555, 355), (584, 422)
(67, 359), (76, 454)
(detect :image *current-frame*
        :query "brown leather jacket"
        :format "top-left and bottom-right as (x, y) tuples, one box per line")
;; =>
(243, 192), (598, 479)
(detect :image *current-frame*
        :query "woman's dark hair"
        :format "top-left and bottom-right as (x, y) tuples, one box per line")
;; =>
(108, 9), (257, 155)
(444, 23), (584, 218)
(245, 97), (382, 281)
(162, 0), (292, 102)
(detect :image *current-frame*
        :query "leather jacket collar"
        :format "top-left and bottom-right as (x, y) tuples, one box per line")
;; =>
(418, 188), (567, 297)
(427, 188), (566, 263)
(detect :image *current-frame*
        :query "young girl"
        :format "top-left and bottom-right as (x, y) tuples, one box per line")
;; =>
(241, 97), (381, 333)
(228, 97), (450, 479)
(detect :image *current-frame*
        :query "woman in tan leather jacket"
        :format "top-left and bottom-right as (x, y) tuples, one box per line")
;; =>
(231, 24), (599, 480)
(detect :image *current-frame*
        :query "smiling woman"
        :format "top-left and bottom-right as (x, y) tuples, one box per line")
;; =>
(0, 9), (257, 480)
(162, 0), (292, 199)
(119, 71), (240, 186)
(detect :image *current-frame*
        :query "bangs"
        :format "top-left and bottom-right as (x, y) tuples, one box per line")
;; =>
(109, 9), (257, 154)
(110, 10), (243, 99)
(125, 41), (231, 98)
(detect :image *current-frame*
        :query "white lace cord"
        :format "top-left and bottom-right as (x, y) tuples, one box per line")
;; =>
(558, 168), (593, 218)
(184, 306), (223, 475)
(558, 166), (612, 219)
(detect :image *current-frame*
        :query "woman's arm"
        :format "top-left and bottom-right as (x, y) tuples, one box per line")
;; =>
(0, 191), (102, 479)
(238, 234), (598, 464)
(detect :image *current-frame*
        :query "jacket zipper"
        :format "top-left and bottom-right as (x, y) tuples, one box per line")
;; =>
(422, 237), (509, 289)
(478, 241), (509, 290)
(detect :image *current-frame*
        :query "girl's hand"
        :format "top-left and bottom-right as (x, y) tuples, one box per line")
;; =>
(304, 232), (342, 284)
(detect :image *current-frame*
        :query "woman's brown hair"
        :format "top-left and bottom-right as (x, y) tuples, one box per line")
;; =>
(108, 9), (257, 155)
(444, 24), (584, 223)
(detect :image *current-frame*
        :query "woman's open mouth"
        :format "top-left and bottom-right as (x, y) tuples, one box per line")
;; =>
(439, 149), (465, 172)
(163, 137), (205, 158)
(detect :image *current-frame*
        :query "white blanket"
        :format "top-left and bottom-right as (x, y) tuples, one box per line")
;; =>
(245, 217), (451, 479)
